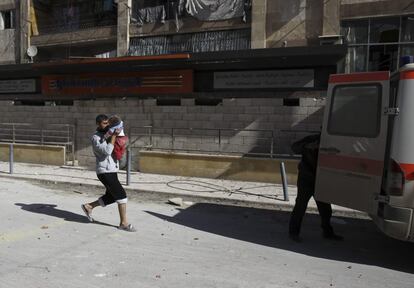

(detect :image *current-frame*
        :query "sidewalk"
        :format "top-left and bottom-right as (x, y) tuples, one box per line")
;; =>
(0, 161), (367, 218)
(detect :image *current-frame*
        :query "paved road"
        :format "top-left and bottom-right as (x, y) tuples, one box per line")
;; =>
(1, 178), (413, 288)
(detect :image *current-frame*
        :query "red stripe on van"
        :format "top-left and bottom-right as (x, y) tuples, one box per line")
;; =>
(319, 154), (383, 176)
(329, 72), (389, 83)
(399, 163), (414, 180)
(401, 71), (414, 80)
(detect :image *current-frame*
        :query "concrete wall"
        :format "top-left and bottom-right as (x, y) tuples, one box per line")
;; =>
(31, 26), (117, 47)
(0, 143), (66, 165)
(0, 0), (15, 11)
(139, 151), (299, 184)
(0, 29), (15, 64)
(340, 0), (414, 18)
(266, 0), (328, 48)
(0, 92), (325, 170)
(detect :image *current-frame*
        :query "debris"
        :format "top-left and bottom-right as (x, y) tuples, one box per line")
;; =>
(347, 266), (352, 269)
(155, 275), (161, 279)
(41, 225), (48, 229)
(183, 201), (194, 206)
(72, 190), (83, 194)
(193, 237), (199, 240)
(168, 197), (183, 206)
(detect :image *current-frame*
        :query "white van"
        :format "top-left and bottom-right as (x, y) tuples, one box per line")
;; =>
(315, 62), (414, 242)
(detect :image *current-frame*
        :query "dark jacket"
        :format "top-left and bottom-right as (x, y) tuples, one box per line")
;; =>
(291, 134), (321, 184)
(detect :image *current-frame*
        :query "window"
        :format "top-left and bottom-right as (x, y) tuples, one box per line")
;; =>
(328, 85), (381, 138)
(401, 16), (414, 42)
(370, 17), (399, 43)
(0, 10), (15, 30)
(342, 20), (368, 44)
(341, 15), (414, 73)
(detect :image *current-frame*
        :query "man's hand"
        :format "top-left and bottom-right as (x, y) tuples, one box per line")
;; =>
(113, 128), (122, 136)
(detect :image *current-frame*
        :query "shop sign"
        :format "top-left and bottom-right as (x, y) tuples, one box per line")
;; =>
(214, 70), (314, 89)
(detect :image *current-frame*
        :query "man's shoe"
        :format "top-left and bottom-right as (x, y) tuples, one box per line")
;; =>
(323, 232), (344, 241)
(289, 233), (303, 243)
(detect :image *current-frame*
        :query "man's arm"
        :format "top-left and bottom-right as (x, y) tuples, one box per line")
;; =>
(92, 134), (115, 156)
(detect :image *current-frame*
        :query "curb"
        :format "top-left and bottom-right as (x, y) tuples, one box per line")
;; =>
(0, 173), (369, 219)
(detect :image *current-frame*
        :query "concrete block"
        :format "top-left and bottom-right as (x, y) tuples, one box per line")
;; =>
(245, 107), (260, 114)
(195, 114), (210, 121)
(202, 122), (216, 129)
(182, 113), (197, 121)
(162, 106), (185, 113)
(239, 114), (255, 122)
(143, 99), (157, 106)
(223, 114), (238, 121)
(0, 143), (65, 166)
(186, 106), (202, 113)
(235, 99), (252, 106)
(228, 107), (245, 114)
(259, 106), (275, 114)
(201, 106), (216, 113)
(307, 107), (323, 115)
(209, 114), (223, 121)
(168, 113), (182, 120)
(222, 98), (237, 106)
(181, 99), (194, 106)
(188, 121), (204, 128)
(171, 120), (188, 129)
(230, 122), (244, 129)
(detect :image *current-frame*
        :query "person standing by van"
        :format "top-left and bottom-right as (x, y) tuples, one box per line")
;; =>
(289, 133), (343, 242)
(81, 114), (136, 232)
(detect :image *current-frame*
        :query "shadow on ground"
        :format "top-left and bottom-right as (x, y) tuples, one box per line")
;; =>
(146, 203), (414, 274)
(15, 203), (117, 228)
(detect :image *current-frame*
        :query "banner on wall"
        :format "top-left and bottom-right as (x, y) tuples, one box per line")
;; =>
(42, 70), (193, 96)
(0, 79), (36, 94)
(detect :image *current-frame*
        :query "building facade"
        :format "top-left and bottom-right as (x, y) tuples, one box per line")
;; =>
(0, 0), (413, 169)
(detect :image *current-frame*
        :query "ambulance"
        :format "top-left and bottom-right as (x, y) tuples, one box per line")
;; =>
(315, 59), (414, 242)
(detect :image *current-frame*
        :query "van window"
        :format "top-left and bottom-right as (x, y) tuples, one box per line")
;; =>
(328, 85), (381, 137)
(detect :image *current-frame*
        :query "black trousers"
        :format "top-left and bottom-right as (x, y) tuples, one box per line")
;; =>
(289, 177), (333, 235)
(97, 173), (127, 206)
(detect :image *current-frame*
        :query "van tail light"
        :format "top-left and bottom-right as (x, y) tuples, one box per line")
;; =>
(387, 160), (405, 196)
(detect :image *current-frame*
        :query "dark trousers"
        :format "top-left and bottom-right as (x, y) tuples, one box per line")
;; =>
(97, 173), (127, 206)
(289, 177), (333, 236)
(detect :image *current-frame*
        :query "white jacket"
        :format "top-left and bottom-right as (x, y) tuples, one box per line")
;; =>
(91, 131), (119, 174)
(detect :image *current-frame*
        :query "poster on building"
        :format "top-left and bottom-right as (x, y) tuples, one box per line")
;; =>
(214, 70), (315, 89)
(0, 79), (36, 93)
(42, 70), (193, 96)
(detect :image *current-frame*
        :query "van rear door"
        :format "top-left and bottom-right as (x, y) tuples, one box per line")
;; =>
(315, 72), (390, 214)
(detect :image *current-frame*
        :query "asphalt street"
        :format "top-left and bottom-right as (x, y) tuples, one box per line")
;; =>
(1, 178), (413, 288)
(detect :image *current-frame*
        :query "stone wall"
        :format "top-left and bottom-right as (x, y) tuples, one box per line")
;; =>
(0, 91), (326, 168)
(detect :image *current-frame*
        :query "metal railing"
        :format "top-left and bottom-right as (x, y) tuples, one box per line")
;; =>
(125, 126), (290, 201)
(128, 126), (275, 158)
(0, 123), (76, 166)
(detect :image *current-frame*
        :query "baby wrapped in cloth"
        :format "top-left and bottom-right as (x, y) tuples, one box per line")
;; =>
(105, 115), (128, 163)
